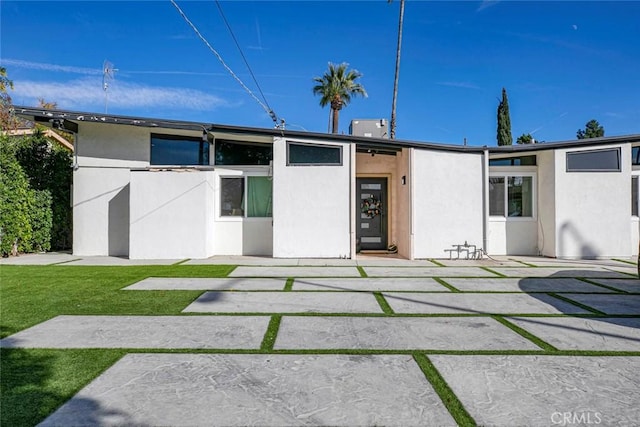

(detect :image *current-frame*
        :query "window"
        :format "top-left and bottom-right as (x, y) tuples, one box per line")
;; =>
(220, 176), (272, 217)
(566, 148), (621, 172)
(220, 178), (244, 216)
(633, 176), (639, 217)
(150, 134), (209, 166)
(489, 155), (536, 166)
(490, 175), (534, 218)
(214, 140), (272, 166)
(632, 146), (640, 166)
(247, 177), (272, 217)
(287, 142), (342, 165)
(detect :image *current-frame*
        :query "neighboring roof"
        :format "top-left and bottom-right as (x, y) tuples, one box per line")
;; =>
(13, 105), (640, 155)
(3, 127), (74, 151)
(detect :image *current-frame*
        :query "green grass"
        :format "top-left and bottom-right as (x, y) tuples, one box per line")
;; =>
(357, 266), (368, 277)
(0, 265), (234, 337)
(434, 277), (460, 292)
(373, 292), (394, 314)
(260, 315), (282, 351)
(0, 348), (126, 426)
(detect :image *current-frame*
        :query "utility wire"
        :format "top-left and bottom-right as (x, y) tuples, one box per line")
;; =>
(214, 0), (276, 121)
(170, 0), (278, 125)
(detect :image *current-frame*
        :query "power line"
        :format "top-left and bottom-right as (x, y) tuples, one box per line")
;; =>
(214, 0), (275, 119)
(169, 0), (279, 125)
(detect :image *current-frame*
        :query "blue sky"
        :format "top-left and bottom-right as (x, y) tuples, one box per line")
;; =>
(2, 1), (639, 145)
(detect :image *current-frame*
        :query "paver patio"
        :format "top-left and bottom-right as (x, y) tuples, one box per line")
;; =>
(586, 278), (640, 293)
(554, 293), (640, 315)
(291, 277), (449, 291)
(39, 354), (455, 427)
(430, 355), (640, 426)
(124, 277), (287, 291)
(443, 277), (616, 292)
(486, 267), (633, 278)
(362, 266), (499, 277)
(229, 266), (362, 277)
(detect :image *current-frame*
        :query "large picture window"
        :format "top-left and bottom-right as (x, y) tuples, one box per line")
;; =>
(490, 174), (534, 218)
(633, 176), (639, 217)
(220, 176), (272, 218)
(150, 134), (209, 166)
(287, 142), (342, 165)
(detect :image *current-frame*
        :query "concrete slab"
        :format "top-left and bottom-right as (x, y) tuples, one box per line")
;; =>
(382, 292), (591, 314)
(506, 256), (635, 268)
(63, 257), (181, 266)
(123, 277), (287, 291)
(0, 315), (269, 349)
(489, 267), (631, 278)
(229, 266), (362, 277)
(430, 355), (640, 427)
(443, 277), (616, 293)
(434, 259), (523, 267)
(363, 266), (499, 277)
(557, 293), (640, 315)
(356, 257), (439, 266)
(587, 278), (640, 293)
(508, 317), (640, 351)
(275, 316), (541, 350)
(183, 291), (383, 313)
(0, 252), (79, 265)
(291, 277), (450, 292)
(39, 353), (455, 427)
(603, 265), (638, 277)
(184, 256), (299, 266)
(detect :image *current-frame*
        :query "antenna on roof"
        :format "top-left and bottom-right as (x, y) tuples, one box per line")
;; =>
(102, 60), (118, 113)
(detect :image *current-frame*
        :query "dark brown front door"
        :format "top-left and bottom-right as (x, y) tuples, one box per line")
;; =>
(356, 178), (387, 251)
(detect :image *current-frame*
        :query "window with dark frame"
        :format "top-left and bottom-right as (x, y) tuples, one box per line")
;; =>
(489, 175), (534, 218)
(489, 155), (537, 166)
(632, 146), (640, 166)
(287, 142), (342, 165)
(214, 140), (272, 166)
(150, 134), (209, 166)
(633, 176), (639, 217)
(220, 177), (245, 216)
(566, 148), (621, 172)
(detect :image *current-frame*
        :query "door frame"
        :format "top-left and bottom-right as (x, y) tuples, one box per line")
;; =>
(355, 173), (392, 252)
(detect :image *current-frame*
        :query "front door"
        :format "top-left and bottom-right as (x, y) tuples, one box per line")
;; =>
(356, 178), (387, 251)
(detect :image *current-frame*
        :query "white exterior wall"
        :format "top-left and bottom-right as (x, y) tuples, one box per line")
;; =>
(554, 144), (631, 258)
(129, 170), (215, 259)
(272, 137), (351, 258)
(537, 150), (557, 257)
(72, 167), (131, 256)
(412, 150), (484, 258)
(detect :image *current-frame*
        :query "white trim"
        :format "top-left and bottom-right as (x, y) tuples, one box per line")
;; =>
(489, 171), (537, 220)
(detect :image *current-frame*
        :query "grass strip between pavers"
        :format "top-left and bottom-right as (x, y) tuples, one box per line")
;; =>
(612, 258), (638, 266)
(413, 353), (476, 427)
(357, 266), (368, 278)
(428, 259), (446, 267)
(479, 266), (506, 277)
(433, 277), (460, 292)
(491, 316), (559, 351)
(373, 292), (394, 314)
(260, 314), (282, 351)
(509, 258), (539, 267)
(283, 278), (294, 291)
(547, 293), (608, 315)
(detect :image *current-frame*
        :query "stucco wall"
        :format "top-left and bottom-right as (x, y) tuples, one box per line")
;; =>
(73, 167), (131, 256)
(272, 137), (351, 258)
(412, 150), (483, 258)
(396, 148), (412, 259)
(537, 150), (557, 257)
(129, 170), (215, 259)
(554, 144), (631, 258)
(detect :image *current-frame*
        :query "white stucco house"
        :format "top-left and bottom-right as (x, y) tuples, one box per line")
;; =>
(16, 106), (640, 260)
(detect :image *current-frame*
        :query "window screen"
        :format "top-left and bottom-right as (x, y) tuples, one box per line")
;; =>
(220, 177), (244, 216)
(287, 142), (342, 165)
(566, 148), (621, 172)
(489, 177), (505, 216)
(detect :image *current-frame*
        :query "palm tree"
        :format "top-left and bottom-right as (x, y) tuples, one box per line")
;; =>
(389, 0), (405, 139)
(313, 62), (367, 134)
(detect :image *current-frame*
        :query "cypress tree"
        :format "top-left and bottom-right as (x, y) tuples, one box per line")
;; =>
(497, 87), (513, 146)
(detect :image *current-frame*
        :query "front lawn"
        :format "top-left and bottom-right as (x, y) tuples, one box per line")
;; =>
(0, 264), (234, 426)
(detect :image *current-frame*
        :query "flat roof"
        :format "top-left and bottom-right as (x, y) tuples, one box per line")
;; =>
(13, 105), (640, 154)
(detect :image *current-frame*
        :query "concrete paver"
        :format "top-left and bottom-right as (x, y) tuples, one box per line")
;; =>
(229, 266), (362, 277)
(291, 277), (450, 292)
(363, 266), (499, 277)
(0, 252), (79, 265)
(0, 315), (270, 349)
(62, 257), (182, 266)
(39, 353), (455, 427)
(434, 258), (523, 267)
(430, 355), (640, 427)
(124, 277), (287, 291)
(556, 293), (640, 315)
(488, 267), (632, 278)
(508, 317), (640, 351)
(587, 278), (640, 293)
(183, 291), (383, 313)
(383, 292), (591, 314)
(443, 277), (616, 292)
(275, 316), (541, 350)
